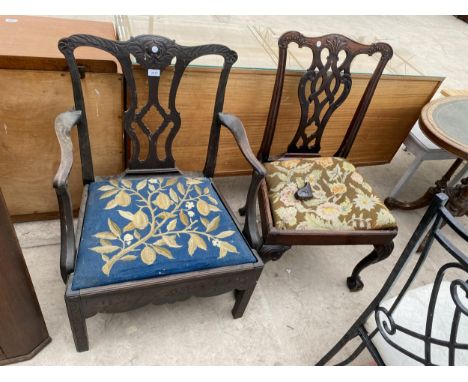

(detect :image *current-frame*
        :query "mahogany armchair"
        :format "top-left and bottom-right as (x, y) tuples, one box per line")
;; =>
(53, 34), (264, 351)
(227, 31), (398, 291)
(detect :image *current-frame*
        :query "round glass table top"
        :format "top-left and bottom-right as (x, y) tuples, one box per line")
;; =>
(420, 96), (468, 160)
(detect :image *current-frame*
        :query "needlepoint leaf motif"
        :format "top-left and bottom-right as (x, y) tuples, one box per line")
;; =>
(89, 176), (242, 276)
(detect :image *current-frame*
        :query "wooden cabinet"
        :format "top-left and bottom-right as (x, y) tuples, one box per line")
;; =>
(0, 188), (50, 364)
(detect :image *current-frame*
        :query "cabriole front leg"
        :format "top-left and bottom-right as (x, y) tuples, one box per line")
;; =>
(347, 241), (394, 292)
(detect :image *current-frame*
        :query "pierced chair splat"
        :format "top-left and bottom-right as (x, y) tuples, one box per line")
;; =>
(53, 34), (264, 352)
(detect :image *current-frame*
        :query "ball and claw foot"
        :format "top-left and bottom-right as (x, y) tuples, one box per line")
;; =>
(346, 241), (394, 292)
(347, 275), (364, 292)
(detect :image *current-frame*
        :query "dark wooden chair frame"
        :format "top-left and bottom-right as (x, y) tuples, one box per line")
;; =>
(224, 31), (398, 291)
(53, 34), (265, 352)
(317, 193), (468, 365)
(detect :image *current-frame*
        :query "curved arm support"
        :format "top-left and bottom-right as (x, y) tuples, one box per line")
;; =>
(218, 112), (266, 249)
(218, 113), (266, 177)
(53, 110), (82, 282)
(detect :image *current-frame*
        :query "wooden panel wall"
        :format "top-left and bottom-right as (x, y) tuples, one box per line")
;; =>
(0, 66), (442, 220)
(0, 70), (124, 220)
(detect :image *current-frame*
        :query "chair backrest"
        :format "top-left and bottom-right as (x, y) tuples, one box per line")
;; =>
(58, 34), (238, 183)
(258, 31), (393, 162)
(369, 193), (467, 365)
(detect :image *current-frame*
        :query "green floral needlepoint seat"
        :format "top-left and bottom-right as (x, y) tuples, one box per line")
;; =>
(264, 157), (397, 231)
(72, 176), (257, 290)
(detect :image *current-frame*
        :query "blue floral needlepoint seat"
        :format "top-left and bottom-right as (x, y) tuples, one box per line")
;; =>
(72, 176), (257, 290)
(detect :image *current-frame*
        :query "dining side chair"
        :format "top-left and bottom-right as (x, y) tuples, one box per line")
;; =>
(221, 31), (398, 291)
(317, 193), (467, 365)
(53, 34), (264, 351)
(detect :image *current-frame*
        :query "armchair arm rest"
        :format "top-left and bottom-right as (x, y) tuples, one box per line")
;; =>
(52, 110), (81, 283)
(218, 112), (266, 249)
(53, 110), (82, 189)
(218, 112), (266, 177)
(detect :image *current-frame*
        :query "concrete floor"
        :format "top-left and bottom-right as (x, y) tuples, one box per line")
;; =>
(12, 15), (468, 365)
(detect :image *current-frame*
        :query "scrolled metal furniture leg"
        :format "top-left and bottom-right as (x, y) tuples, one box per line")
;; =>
(417, 177), (468, 253)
